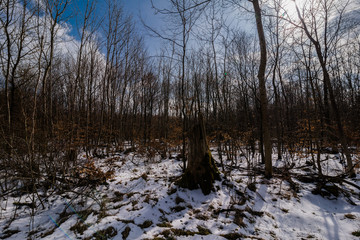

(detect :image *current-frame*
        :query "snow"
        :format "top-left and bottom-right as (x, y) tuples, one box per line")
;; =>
(250, 181), (359, 240)
(0, 149), (359, 240)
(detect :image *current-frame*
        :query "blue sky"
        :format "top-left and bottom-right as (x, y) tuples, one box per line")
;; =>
(64, 0), (255, 55)
(122, 0), (165, 53)
(65, 0), (165, 54)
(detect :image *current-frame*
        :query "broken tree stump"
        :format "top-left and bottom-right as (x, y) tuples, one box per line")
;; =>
(177, 115), (220, 195)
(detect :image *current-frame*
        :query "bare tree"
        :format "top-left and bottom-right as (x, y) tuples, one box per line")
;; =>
(0, 0), (34, 152)
(251, 0), (273, 178)
(293, 0), (355, 177)
(148, 0), (208, 171)
(38, 0), (69, 133)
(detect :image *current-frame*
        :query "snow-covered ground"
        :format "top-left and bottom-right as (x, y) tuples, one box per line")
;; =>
(0, 148), (359, 240)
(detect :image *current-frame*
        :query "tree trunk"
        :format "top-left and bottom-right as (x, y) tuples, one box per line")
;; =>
(295, 4), (355, 177)
(178, 115), (220, 195)
(252, 0), (272, 178)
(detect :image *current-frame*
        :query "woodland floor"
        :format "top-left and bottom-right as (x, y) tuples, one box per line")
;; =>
(0, 146), (359, 240)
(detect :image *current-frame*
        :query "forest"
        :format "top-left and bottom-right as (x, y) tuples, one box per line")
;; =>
(0, 0), (360, 239)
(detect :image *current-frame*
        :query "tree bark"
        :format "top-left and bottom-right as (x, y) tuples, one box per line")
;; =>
(252, 0), (272, 178)
(178, 115), (220, 195)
